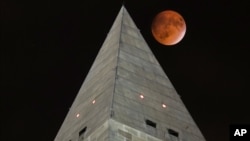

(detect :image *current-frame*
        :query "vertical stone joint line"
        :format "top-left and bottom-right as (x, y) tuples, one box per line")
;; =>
(110, 6), (125, 118)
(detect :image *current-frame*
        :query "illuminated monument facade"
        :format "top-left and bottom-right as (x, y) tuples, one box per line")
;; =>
(54, 6), (206, 141)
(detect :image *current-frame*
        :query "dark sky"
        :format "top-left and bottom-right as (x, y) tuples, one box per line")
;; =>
(1, 0), (249, 141)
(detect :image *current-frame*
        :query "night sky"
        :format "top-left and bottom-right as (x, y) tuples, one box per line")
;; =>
(1, 0), (249, 141)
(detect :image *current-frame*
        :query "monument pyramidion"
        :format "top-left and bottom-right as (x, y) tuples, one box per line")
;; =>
(54, 6), (206, 141)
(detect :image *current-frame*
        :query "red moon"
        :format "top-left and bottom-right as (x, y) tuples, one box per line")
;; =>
(151, 10), (186, 46)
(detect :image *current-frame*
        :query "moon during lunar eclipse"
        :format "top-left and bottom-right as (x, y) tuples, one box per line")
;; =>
(151, 10), (186, 46)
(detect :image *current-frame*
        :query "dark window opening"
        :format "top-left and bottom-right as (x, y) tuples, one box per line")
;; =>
(145, 119), (156, 128)
(79, 126), (87, 140)
(168, 129), (179, 137)
(79, 126), (87, 136)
